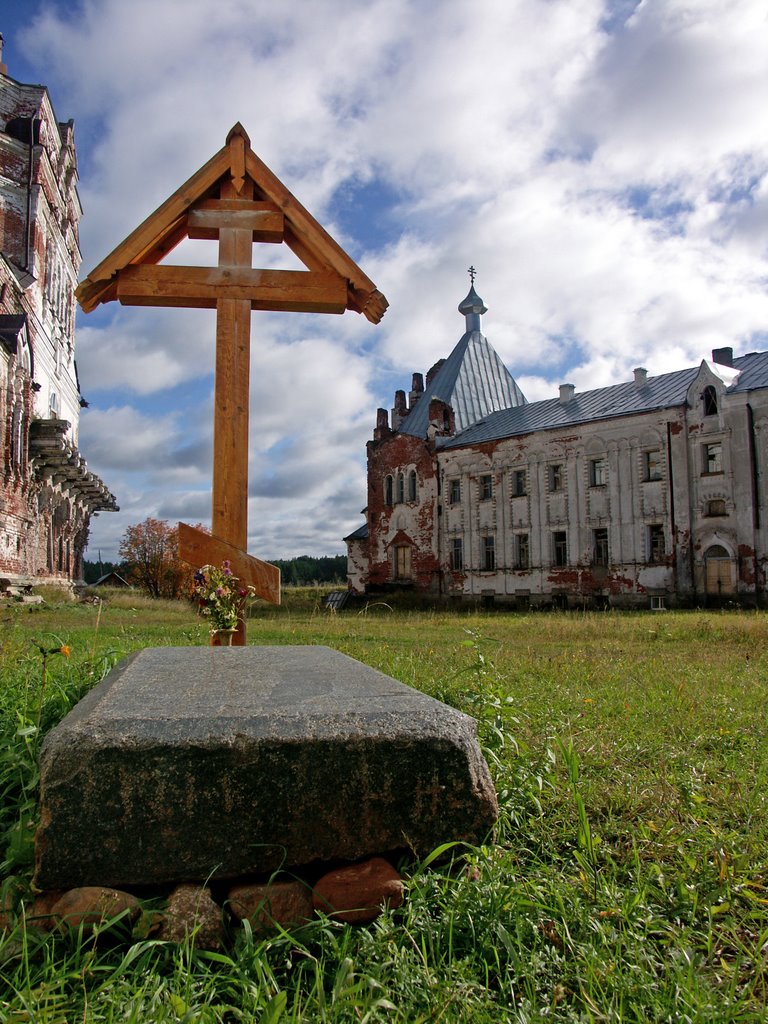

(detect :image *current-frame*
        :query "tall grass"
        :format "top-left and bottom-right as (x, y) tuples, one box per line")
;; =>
(1, 593), (767, 1020)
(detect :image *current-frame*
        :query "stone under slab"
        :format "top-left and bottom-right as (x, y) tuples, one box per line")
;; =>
(35, 646), (498, 889)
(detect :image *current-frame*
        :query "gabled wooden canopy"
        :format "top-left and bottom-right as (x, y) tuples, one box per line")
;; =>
(76, 123), (388, 324)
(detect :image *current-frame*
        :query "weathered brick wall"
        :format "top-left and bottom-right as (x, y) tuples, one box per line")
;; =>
(0, 71), (111, 585)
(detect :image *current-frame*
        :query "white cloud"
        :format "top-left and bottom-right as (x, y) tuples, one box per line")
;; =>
(17, 0), (768, 561)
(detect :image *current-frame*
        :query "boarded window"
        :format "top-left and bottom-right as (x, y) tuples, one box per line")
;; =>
(703, 385), (718, 416)
(705, 544), (733, 594)
(704, 442), (723, 474)
(706, 498), (727, 517)
(394, 545), (412, 580)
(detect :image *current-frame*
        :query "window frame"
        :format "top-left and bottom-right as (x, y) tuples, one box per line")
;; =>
(515, 533), (530, 570)
(408, 470), (417, 503)
(703, 441), (723, 475)
(448, 478), (461, 504)
(552, 530), (568, 567)
(549, 464), (564, 492)
(589, 457), (608, 487)
(482, 535), (496, 572)
(644, 450), (664, 482)
(479, 474), (493, 501)
(592, 527), (609, 567)
(705, 498), (727, 517)
(703, 385), (718, 417)
(512, 468), (527, 497)
(450, 536), (463, 571)
(648, 524), (666, 563)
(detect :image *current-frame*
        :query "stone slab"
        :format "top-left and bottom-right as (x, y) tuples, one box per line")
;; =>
(35, 646), (498, 888)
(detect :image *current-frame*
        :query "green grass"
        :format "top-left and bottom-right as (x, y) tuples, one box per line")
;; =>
(1, 592), (767, 1020)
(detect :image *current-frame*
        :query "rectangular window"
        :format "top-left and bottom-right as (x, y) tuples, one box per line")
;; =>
(479, 474), (493, 501)
(450, 537), (463, 570)
(449, 478), (461, 504)
(483, 535), (495, 571)
(593, 528), (609, 566)
(549, 464), (564, 491)
(644, 450), (663, 481)
(648, 524), (665, 563)
(394, 545), (412, 580)
(703, 442), (723, 475)
(589, 457), (608, 487)
(553, 531), (568, 567)
(516, 533), (530, 569)
(512, 469), (526, 497)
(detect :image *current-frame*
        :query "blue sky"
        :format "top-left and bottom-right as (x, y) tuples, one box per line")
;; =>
(3, 0), (768, 562)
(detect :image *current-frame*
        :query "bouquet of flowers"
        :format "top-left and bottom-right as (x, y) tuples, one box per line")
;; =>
(192, 561), (255, 632)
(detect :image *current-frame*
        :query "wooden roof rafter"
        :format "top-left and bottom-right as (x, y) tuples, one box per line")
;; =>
(76, 123), (388, 323)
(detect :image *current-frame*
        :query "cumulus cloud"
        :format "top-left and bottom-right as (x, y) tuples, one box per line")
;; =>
(15, 0), (768, 561)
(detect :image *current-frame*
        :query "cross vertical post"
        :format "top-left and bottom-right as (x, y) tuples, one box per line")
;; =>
(211, 177), (253, 644)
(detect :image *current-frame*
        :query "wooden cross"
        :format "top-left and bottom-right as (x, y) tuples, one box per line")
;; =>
(77, 124), (387, 643)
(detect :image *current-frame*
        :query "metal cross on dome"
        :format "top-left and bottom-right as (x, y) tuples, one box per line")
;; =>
(77, 124), (387, 644)
(468, 265), (477, 285)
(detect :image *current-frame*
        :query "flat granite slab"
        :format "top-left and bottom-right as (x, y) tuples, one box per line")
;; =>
(35, 646), (498, 888)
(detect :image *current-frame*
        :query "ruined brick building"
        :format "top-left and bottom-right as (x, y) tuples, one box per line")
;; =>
(346, 282), (768, 608)
(0, 47), (116, 587)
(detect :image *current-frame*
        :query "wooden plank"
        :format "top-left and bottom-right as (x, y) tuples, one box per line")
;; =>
(179, 523), (280, 605)
(245, 149), (386, 315)
(115, 265), (348, 312)
(212, 177), (252, 556)
(188, 204), (284, 242)
(82, 146), (231, 288)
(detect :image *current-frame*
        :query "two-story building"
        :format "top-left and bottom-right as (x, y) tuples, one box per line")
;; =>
(347, 284), (767, 608)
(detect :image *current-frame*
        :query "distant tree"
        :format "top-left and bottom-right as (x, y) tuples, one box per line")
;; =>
(267, 554), (347, 585)
(118, 518), (198, 599)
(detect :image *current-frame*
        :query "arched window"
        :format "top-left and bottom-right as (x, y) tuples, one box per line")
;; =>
(396, 473), (405, 504)
(408, 470), (417, 502)
(703, 385), (718, 417)
(18, 335), (32, 374)
(384, 475), (393, 506)
(49, 391), (60, 418)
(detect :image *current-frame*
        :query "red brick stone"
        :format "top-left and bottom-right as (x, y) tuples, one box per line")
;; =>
(228, 880), (313, 932)
(313, 857), (404, 924)
(50, 886), (140, 929)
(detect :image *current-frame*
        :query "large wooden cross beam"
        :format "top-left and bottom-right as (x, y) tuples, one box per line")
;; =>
(77, 124), (387, 644)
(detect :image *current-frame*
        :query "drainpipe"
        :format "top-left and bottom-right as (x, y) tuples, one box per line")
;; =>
(666, 421), (677, 586)
(747, 403), (762, 604)
(24, 113), (40, 273)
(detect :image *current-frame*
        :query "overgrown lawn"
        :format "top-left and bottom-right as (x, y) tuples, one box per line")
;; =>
(1, 593), (767, 1021)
